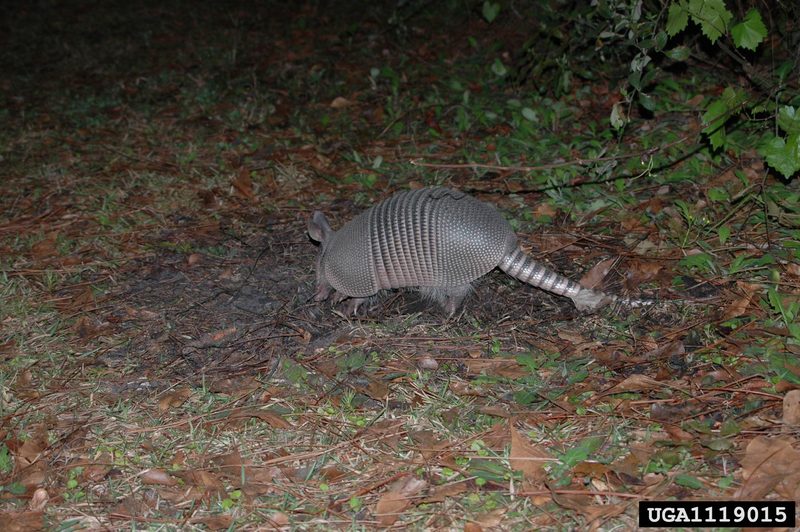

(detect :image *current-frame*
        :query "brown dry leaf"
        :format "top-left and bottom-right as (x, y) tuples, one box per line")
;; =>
(363, 420), (405, 450)
(264, 512), (290, 527)
(417, 356), (438, 370)
(82, 452), (112, 482)
(0, 511), (44, 532)
(0, 339), (18, 361)
(28, 489), (49, 512)
(198, 188), (218, 208)
(557, 329), (586, 344)
(552, 490), (628, 527)
(211, 449), (244, 472)
(125, 306), (160, 320)
(533, 202), (557, 217)
(609, 452), (642, 478)
(206, 376), (260, 395)
(449, 381), (484, 396)
(477, 405), (510, 418)
(463, 358), (528, 378)
(158, 388), (192, 412)
(422, 480), (469, 503)
(228, 407), (291, 429)
(374, 475), (428, 527)
(232, 169), (254, 200)
(509, 424), (551, 484)
(189, 515), (234, 530)
(320, 466), (348, 483)
(573, 462), (610, 478)
(330, 96), (353, 108)
(464, 523), (482, 532)
(580, 257), (615, 289)
(625, 259), (664, 285)
(362, 379), (390, 400)
(171, 450), (187, 467)
(603, 374), (664, 395)
(209, 326), (237, 342)
(782, 390), (800, 426)
(663, 425), (694, 442)
(72, 316), (105, 340)
(723, 281), (760, 319)
(111, 494), (155, 520)
(18, 462), (47, 492)
(31, 232), (58, 259)
(54, 285), (96, 313)
(141, 468), (177, 486)
(409, 430), (450, 460)
(482, 422), (512, 451)
(13, 370), (33, 390)
(173, 470), (226, 500)
(646, 340), (686, 360)
(14, 427), (48, 468)
(473, 508), (506, 528)
(736, 436), (800, 499)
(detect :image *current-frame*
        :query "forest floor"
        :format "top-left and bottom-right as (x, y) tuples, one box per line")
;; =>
(2, 1), (799, 530)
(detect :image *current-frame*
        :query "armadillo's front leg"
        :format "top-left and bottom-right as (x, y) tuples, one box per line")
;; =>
(314, 282), (334, 302)
(328, 291), (369, 316)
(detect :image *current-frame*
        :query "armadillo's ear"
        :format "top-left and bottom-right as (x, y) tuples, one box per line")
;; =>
(308, 211), (333, 243)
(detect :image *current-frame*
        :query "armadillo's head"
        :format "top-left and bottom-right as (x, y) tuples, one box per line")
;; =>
(307, 210), (334, 301)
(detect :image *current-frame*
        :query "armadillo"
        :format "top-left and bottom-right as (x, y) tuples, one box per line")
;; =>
(308, 186), (628, 315)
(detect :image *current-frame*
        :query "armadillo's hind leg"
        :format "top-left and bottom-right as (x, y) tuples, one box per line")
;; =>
(419, 285), (473, 317)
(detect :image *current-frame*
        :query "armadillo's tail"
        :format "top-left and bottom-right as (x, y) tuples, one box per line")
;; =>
(498, 245), (617, 312)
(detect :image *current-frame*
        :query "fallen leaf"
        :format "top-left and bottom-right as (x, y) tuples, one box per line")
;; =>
(0, 511), (44, 532)
(82, 453), (112, 482)
(158, 388), (192, 412)
(580, 257), (615, 289)
(449, 381), (484, 396)
(374, 475), (427, 526)
(28, 489), (49, 512)
(603, 374), (664, 395)
(723, 281), (759, 319)
(463, 359), (528, 378)
(573, 461), (610, 478)
(422, 480), (469, 503)
(189, 515), (234, 530)
(362, 379), (389, 400)
(0, 339), (18, 360)
(30, 232), (58, 259)
(533, 202), (557, 217)
(232, 169), (254, 200)
(417, 356), (438, 370)
(227, 407), (291, 429)
(173, 470), (226, 501)
(473, 508), (505, 528)
(782, 390), (800, 426)
(264, 512), (290, 527)
(330, 96), (353, 109)
(509, 423), (551, 484)
(141, 468), (177, 486)
(625, 259), (664, 286)
(736, 436), (800, 499)
(210, 326), (238, 342)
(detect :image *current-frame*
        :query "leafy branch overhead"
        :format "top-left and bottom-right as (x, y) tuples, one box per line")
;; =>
(662, 1), (794, 178)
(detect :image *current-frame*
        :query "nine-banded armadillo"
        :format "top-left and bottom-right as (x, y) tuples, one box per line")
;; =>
(308, 186), (630, 315)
